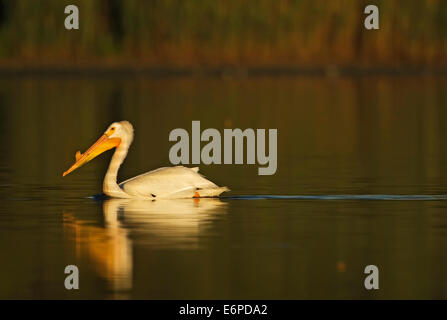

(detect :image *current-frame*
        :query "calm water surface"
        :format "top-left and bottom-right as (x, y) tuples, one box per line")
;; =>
(0, 75), (446, 299)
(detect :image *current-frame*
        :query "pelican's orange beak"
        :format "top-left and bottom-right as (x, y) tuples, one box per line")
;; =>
(63, 132), (121, 177)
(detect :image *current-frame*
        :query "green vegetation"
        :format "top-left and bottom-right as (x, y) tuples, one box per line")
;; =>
(0, 0), (445, 68)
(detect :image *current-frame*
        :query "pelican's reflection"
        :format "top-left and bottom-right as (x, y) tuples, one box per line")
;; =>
(63, 198), (227, 296)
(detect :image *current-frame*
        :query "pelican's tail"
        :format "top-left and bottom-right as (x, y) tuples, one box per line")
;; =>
(195, 186), (230, 198)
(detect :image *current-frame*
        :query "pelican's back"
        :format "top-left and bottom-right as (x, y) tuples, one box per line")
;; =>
(119, 166), (229, 199)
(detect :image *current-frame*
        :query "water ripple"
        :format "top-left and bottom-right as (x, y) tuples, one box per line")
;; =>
(223, 194), (447, 201)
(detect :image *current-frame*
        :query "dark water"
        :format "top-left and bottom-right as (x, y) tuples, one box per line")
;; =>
(0, 75), (447, 299)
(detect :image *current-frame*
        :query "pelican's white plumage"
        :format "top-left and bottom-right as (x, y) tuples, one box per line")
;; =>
(63, 121), (229, 199)
(119, 166), (228, 199)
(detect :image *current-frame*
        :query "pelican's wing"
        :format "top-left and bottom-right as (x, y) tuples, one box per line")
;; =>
(119, 166), (229, 199)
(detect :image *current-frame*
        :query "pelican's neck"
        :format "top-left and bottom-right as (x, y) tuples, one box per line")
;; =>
(103, 137), (132, 198)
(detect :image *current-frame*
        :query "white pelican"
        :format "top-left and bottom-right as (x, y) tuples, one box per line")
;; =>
(63, 121), (229, 199)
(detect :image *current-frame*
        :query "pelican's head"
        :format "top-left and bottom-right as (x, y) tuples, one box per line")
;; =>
(63, 121), (134, 177)
(105, 121), (134, 140)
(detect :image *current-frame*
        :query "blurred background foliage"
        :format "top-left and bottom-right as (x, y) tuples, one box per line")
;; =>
(0, 0), (445, 68)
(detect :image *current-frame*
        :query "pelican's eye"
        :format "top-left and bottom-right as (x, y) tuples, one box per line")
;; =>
(107, 127), (116, 136)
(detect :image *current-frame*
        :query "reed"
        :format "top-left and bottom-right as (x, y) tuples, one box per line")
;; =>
(0, 0), (445, 67)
